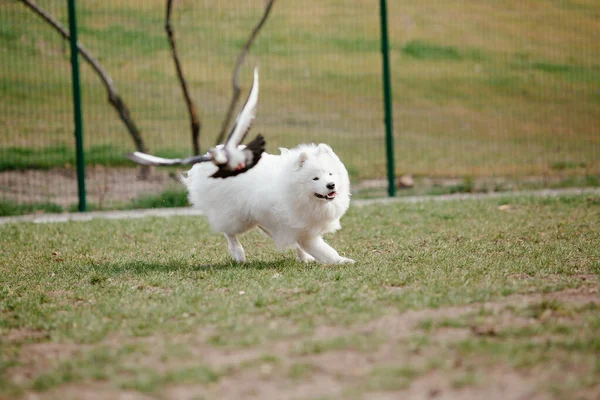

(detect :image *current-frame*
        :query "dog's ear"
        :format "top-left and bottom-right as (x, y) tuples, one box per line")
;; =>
(279, 147), (290, 154)
(298, 152), (309, 168)
(316, 143), (333, 155)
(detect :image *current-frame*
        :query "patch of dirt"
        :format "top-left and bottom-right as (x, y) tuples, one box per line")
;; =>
(128, 284), (173, 295)
(167, 370), (345, 400)
(0, 167), (181, 207)
(8, 342), (85, 386)
(367, 368), (544, 400)
(509, 273), (597, 285)
(362, 283), (599, 341)
(161, 371), (345, 400)
(356, 175), (596, 193)
(26, 383), (155, 400)
(46, 290), (70, 299)
(11, 280), (599, 400)
(3, 328), (49, 344)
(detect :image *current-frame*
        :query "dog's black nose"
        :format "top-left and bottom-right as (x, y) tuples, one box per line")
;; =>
(326, 182), (335, 190)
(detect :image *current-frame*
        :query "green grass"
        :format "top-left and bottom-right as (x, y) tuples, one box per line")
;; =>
(0, 200), (64, 217)
(0, 0), (598, 181)
(0, 145), (135, 172)
(0, 188), (189, 217)
(288, 362), (316, 380)
(294, 334), (382, 356)
(451, 372), (480, 389)
(124, 188), (188, 210)
(400, 41), (464, 61)
(1, 194), (599, 398)
(367, 365), (420, 391)
(0, 146), (193, 173)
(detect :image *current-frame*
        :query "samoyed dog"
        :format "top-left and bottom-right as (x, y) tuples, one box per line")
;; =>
(181, 143), (354, 264)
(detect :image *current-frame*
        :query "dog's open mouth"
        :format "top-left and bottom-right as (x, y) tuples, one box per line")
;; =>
(315, 191), (336, 201)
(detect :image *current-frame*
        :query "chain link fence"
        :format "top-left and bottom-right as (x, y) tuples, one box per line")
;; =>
(1, 0), (598, 215)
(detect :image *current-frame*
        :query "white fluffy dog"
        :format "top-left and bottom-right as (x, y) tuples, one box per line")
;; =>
(181, 143), (354, 264)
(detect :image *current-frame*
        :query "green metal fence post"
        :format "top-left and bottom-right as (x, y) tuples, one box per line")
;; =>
(67, 0), (86, 211)
(379, 0), (396, 197)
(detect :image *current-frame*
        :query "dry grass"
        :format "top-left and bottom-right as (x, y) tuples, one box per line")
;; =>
(0, 0), (598, 181)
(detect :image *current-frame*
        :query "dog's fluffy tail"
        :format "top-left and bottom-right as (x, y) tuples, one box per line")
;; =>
(180, 163), (214, 207)
(180, 170), (193, 205)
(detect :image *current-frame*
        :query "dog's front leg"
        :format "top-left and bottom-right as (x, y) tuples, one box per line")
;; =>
(298, 236), (354, 264)
(295, 244), (315, 262)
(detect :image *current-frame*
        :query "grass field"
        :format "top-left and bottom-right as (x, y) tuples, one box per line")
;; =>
(1, 194), (599, 399)
(1, 0), (599, 181)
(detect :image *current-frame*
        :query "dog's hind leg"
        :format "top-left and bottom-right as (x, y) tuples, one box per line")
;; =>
(296, 244), (315, 262)
(225, 233), (246, 263)
(258, 226), (271, 238)
(259, 226), (313, 262)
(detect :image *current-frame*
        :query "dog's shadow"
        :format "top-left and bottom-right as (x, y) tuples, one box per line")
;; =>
(193, 259), (294, 271)
(100, 257), (300, 278)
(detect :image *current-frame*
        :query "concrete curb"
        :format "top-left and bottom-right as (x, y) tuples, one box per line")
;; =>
(1, 187), (598, 225)
(0, 207), (204, 225)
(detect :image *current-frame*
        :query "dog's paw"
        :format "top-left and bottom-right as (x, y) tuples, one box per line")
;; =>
(297, 254), (316, 263)
(338, 257), (355, 264)
(232, 254), (246, 263)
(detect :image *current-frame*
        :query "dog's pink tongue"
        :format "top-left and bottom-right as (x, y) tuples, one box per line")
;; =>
(327, 192), (336, 198)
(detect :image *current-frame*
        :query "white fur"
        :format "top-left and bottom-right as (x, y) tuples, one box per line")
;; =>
(181, 143), (354, 264)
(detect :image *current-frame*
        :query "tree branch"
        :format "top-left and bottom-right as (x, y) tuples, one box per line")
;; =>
(215, 0), (276, 145)
(166, 0), (201, 155)
(20, 0), (148, 155)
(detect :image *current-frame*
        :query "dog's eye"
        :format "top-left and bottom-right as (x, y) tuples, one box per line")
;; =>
(329, 173), (333, 176)
(312, 177), (319, 181)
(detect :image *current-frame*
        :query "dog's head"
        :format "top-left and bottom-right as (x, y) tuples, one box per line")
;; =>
(296, 144), (350, 204)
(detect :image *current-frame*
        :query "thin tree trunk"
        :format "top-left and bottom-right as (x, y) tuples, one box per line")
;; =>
(20, 0), (149, 157)
(215, 0), (276, 146)
(165, 0), (201, 155)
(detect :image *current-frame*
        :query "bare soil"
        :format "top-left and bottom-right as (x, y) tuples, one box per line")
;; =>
(0, 167), (182, 207)
(8, 277), (599, 400)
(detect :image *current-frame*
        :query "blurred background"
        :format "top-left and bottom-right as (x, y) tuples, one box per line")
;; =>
(1, 0), (598, 214)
